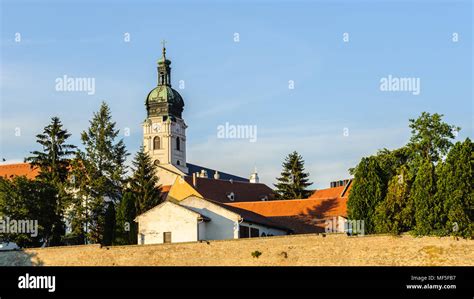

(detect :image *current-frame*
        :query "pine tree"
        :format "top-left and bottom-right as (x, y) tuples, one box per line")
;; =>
(25, 116), (76, 246)
(274, 151), (312, 199)
(435, 138), (473, 238)
(128, 148), (162, 215)
(102, 201), (116, 246)
(70, 102), (128, 245)
(347, 156), (386, 234)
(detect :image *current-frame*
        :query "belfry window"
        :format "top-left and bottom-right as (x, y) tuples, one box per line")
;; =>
(153, 136), (160, 149)
(176, 137), (181, 151)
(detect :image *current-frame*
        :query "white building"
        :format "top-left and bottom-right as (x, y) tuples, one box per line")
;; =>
(134, 196), (290, 245)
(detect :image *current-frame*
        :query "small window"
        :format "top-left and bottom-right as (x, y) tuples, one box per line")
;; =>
(239, 225), (249, 238)
(176, 137), (181, 151)
(250, 228), (259, 238)
(153, 136), (160, 149)
(163, 232), (172, 243)
(177, 160), (180, 166)
(140, 234), (145, 245)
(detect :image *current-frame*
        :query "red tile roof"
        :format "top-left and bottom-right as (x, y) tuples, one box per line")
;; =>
(0, 163), (39, 180)
(227, 197), (347, 219)
(184, 176), (275, 203)
(309, 186), (344, 199)
(308, 179), (352, 199)
(226, 180), (352, 234)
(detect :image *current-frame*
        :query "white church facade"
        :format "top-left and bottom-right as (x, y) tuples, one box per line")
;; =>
(135, 196), (290, 244)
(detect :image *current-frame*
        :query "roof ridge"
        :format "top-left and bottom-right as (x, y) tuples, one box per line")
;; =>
(0, 162), (30, 167)
(227, 198), (328, 205)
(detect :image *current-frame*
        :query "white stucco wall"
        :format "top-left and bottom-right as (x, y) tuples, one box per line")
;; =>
(136, 202), (199, 244)
(180, 196), (241, 240)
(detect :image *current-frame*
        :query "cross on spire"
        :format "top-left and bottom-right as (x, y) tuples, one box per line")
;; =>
(161, 39), (167, 58)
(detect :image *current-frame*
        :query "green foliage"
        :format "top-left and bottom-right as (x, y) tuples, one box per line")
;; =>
(251, 250), (262, 258)
(0, 177), (57, 247)
(411, 160), (438, 235)
(374, 166), (413, 234)
(408, 112), (459, 164)
(24, 116), (76, 246)
(347, 156), (386, 234)
(348, 112), (470, 238)
(25, 116), (76, 185)
(70, 102), (128, 245)
(274, 151), (312, 199)
(128, 148), (162, 215)
(435, 138), (473, 238)
(102, 202), (116, 246)
(115, 191), (138, 245)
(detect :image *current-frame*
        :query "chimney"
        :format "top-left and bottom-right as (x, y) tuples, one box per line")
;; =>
(192, 172), (197, 188)
(249, 167), (259, 184)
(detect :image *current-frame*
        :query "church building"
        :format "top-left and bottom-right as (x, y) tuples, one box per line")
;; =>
(142, 45), (253, 186)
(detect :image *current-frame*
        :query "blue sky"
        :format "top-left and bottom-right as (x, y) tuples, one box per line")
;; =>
(1, 0), (472, 188)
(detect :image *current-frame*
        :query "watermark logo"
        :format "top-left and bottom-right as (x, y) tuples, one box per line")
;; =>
(55, 75), (95, 95)
(0, 216), (38, 237)
(18, 273), (55, 293)
(217, 122), (257, 143)
(325, 217), (365, 235)
(379, 75), (420, 95)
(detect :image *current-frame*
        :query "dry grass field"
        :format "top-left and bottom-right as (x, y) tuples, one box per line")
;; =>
(1, 233), (473, 266)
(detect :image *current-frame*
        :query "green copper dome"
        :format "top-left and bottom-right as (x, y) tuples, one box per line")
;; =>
(145, 46), (185, 118)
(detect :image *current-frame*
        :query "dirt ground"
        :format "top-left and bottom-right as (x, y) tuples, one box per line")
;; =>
(1, 233), (473, 266)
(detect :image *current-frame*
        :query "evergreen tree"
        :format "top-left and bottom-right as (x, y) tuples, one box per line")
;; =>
(128, 148), (162, 215)
(435, 138), (473, 238)
(102, 201), (116, 246)
(70, 102), (128, 245)
(411, 159), (438, 235)
(374, 166), (413, 234)
(274, 151), (312, 199)
(407, 112), (458, 235)
(347, 156), (386, 234)
(115, 191), (138, 245)
(24, 116), (76, 246)
(25, 116), (76, 185)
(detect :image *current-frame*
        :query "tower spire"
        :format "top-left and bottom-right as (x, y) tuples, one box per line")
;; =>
(161, 39), (167, 60)
(157, 40), (171, 86)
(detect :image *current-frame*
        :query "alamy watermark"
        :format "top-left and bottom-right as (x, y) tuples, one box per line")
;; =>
(217, 122), (257, 143)
(55, 75), (95, 95)
(0, 216), (38, 237)
(325, 217), (365, 235)
(379, 75), (421, 95)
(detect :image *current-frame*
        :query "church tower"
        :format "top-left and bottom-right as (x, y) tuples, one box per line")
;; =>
(143, 43), (188, 177)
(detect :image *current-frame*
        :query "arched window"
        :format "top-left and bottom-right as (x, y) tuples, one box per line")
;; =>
(153, 136), (160, 149)
(176, 137), (181, 151)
